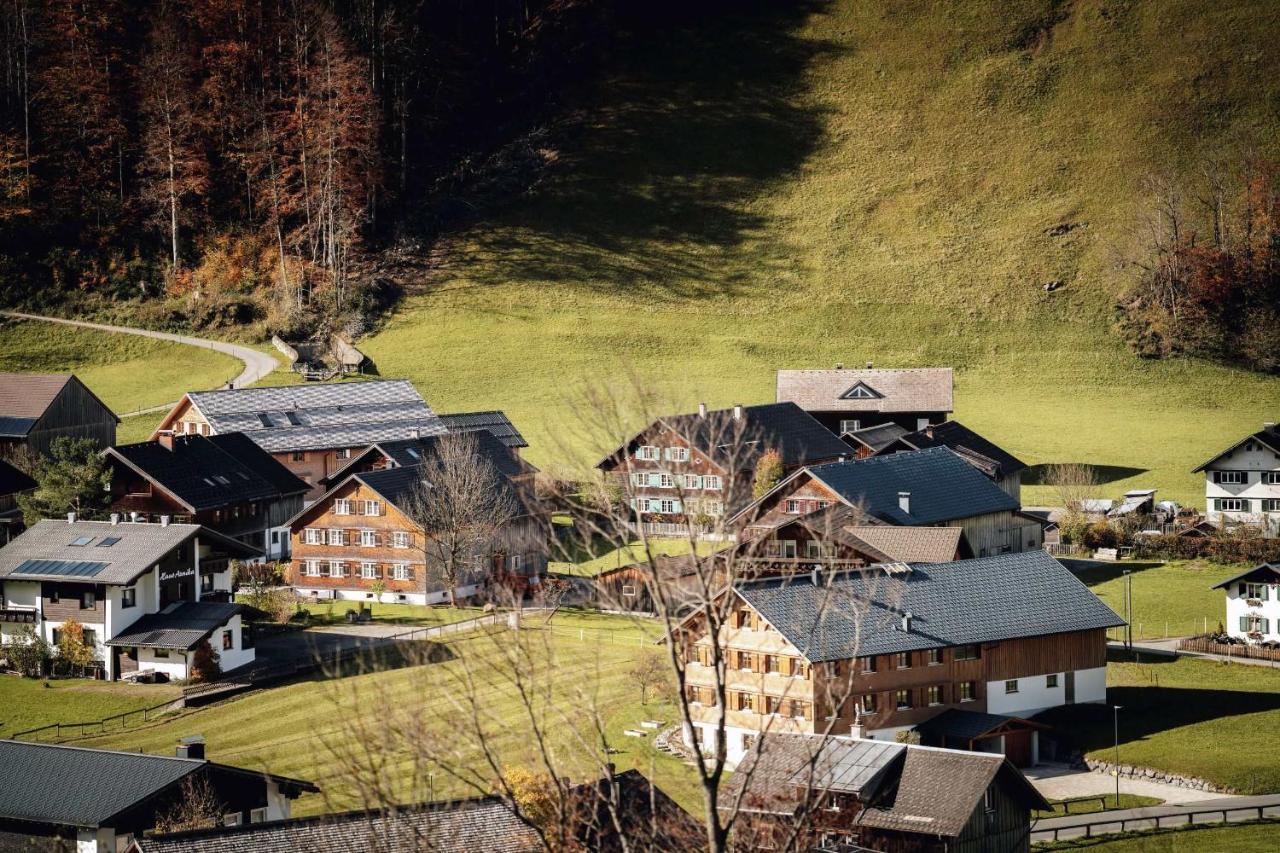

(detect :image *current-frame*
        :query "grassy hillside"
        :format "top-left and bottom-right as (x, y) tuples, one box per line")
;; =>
(362, 0), (1280, 506)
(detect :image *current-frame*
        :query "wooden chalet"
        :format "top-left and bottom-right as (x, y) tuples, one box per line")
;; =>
(318, 430), (537, 490)
(872, 419), (1029, 502)
(104, 433), (309, 562)
(596, 402), (850, 538)
(0, 373), (118, 457)
(776, 365), (953, 435)
(732, 446), (1041, 559)
(288, 459), (547, 606)
(0, 458), (36, 544)
(675, 550), (1123, 768)
(722, 735), (1049, 853)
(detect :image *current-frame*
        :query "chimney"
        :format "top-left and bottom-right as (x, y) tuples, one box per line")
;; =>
(850, 715), (867, 740)
(66, 512), (76, 524)
(898, 491), (911, 514)
(409, 426), (421, 440)
(110, 513), (120, 526)
(160, 515), (171, 527)
(129, 511), (139, 524)
(175, 736), (205, 760)
(698, 402), (708, 418)
(732, 404), (744, 421)
(157, 432), (174, 450)
(901, 611), (913, 633)
(866, 360), (874, 369)
(810, 567), (820, 587)
(1266, 422), (1277, 431)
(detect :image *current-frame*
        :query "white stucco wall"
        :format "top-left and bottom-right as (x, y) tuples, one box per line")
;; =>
(137, 647), (191, 680)
(987, 666), (1107, 716)
(295, 583), (481, 608)
(1224, 578), (1280, 641)
(1204, 436), (1280, 530)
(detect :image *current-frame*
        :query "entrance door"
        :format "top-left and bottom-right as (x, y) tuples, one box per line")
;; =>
(1064, 670), (1076, 704)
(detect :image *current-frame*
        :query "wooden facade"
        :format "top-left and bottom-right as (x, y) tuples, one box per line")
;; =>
(289, 478), (547, 604)
(602, 424), (740, 530)
(0, 375), (117, 457)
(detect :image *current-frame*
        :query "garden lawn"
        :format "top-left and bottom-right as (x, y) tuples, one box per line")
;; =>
(1035, 820), (1280, 851)
(551, 538), (725, 578)
(358, 0), (1280, 508)
(79, 611), (700, 816)
(1037, 656), (1280, 794)
(1076, 560), (1246, 640)
(1035, 794), (1163, 820)
(0, 319), (241, 417)
(0, 676), (180, 738)
(297, 601), (490, 627)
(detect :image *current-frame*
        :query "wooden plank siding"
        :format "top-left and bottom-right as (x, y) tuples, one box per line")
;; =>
(11, 377), (117, 457)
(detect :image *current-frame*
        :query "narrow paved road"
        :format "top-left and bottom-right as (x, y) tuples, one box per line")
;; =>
(1, 311), (278, 408)
(1031, 794), (1280, 842)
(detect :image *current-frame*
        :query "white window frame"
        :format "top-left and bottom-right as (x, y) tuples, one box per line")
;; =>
(682, 474), (702, 489)
(703, 475), (722, 491)
(635, 445), (659, 461)
(335, 448), (351, 460)
(393, 564), (410, 581)
(223, 813), (243, 827)
(1004, 679), (1019, 695)
(1046, 673), (1059, 688)
(362, 500), (381, 516)
(1264, 499), (1280, 512)
(1218, 498), (1248, 512)
(839, 419), (861, 433)
(360, 529), (377, 547)
(334, 499), (352, 515)
(305, 560), (321, 577)
(250, 808), (268, 824)
(329, 561), (345, 578)
(303, 528), (322, 545)
(361, 562), (378, 580)
(666, 446), (690, 462)
(658, 473), (674, 489)
(327, 528), (345, 546)
(392, 531), (411, 549)
(785, 499), (801, 514)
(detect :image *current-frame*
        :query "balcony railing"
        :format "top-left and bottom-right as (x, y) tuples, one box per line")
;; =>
(0, 606), (38, 624)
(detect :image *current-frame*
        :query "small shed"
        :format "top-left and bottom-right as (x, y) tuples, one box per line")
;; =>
(593, 555), (705, 614)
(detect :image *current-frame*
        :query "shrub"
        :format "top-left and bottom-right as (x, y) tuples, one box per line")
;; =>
(190, 640), (221, 683)
(2, 624), (50, 677)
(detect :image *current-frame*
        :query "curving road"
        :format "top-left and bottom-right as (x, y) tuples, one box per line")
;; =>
(1, 310), (278, 412)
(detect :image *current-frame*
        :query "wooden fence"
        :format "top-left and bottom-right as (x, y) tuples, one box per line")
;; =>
(1178, 634), (1280, 662)
(1033, 808), (1280, 842)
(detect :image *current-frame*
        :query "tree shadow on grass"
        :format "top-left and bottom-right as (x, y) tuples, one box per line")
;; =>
(428, 0), (844, 301)
(1024, 464), (1149, 486)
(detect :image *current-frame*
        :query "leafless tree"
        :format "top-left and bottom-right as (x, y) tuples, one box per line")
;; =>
(153, 775), (224, 834)
(404, 432), (518, 607)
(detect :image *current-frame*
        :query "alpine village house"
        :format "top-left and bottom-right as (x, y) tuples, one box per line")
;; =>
(596, 402), (851, 538)
(677, 549), (1123, 767)
(0, 517), (260, 680)
(103, 433), (310, 562)
(1195, 421), (1280, 535)
(775, 365), (953, 435)
(0, 372), (119, 457)
(288, 436), (547, 606)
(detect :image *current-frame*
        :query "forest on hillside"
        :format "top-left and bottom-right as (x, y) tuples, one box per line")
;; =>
(0, 0), (608, 336)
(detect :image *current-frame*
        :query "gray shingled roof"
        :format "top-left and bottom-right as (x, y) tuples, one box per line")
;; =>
(105, 601), (245, 650)
(438, 410), (529, 449)
(842, 422), (909, 452)
(844, 526), (963, 564)
(1193, 423), (1280, 472)
(1211, 563), (1280, 590)
(0, 741), (317, 830)
(735, 549), (1124, 662)
(131, 796), (542, 852)
(185, 381), (445, 454)
(0, 520), (260, 586)
(776, 368), (953, 414)
(807, 447), (1018, 525)
(886, 420), (1028, 480)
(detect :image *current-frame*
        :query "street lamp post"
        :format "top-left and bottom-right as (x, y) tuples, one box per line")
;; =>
(1113, 704), (1123, 807)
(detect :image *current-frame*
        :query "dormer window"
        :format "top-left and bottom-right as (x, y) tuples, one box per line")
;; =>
(840, 382), (883, 400)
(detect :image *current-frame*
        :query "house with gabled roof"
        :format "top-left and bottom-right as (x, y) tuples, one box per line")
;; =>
(0, 458), (36, 544)
(873, 419), (1029, 501)
(0, 372), (119, 457)
(435, 410), (529, 452)
(288, 453), (547, 606)
(677, 550), (1122, 767)
(0, 518), (260, 680)
(0, 738), (316, 852)
(1213, 563), (1280, 644)
(722, 734), (1049, 853)
(596, 402), (850, 538)
(104, 433), (309, 561)
(319, 430), (538, 490)
(732, 446), (1041, 559)
(776, 365), (953, 435)
(1193, 421), (1280, 534)
(149, 381), (447, 498)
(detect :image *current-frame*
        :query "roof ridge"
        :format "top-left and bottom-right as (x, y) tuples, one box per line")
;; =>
(0, 739), (205, 764)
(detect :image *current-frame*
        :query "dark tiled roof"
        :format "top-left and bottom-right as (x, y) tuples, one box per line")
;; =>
(0, 458), (36, 495)
(0, 520), (260, 586)
(841, 423), (909, 452)
(438, 410), (529, 449)
(914, 709), (1042, 743)
(105, 601), (245, 650)
(1193, 424), (1280, 472)
(777, 368), (953, 414)
(184, 381), (446, 454)
(888, 421), (1027, 479)
(802, 447), (1018, 526)
(1212, 563), (1280, 590)
(602, 402), (849, 472)
(0, 740), (199, 828)
(108, 434), (307, 513)
(721, 735), (905, 817)
(132, 796), (541, 852)
(377, 432), (536, 480)
(735, 549), (1124, 662)
(354, 466), (428, 512)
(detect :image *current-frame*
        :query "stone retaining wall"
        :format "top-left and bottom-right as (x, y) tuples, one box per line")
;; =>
(1082, 758), (1232, 794)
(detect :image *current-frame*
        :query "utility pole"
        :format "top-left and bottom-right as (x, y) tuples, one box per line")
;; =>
(1113, 704), (1123, 806)
(1123, 570), (1133, 650)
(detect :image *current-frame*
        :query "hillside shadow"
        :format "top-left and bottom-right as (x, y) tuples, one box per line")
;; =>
(432, 0), (842, 300)
(1024, 464), (1149, 486)
(1036, 682), (1280, 753)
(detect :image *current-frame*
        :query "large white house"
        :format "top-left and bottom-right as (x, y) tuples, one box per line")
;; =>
(1214, 563), (1280, 643)
(1194, 423), (1280, 534)
(0, 516), (260, 680)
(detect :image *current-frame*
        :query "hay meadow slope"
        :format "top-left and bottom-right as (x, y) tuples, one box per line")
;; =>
(363, 0), (1280, 506)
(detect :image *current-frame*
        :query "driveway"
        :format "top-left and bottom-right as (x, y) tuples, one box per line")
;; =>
(1032, 794), (1280, 842)
(1024, 762), (1224, 805)
(1, 310), (278, 411)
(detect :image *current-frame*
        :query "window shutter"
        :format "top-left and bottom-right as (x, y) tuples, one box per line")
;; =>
(1213, 471), (1221, 483)
(1264, 586), (1271, 602)
(1241, 616), (1250, 632)
(1264, 619), (1272, 634)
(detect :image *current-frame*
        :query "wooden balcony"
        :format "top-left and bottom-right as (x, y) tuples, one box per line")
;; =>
(0, 606), (38, 624)
(685, 662), (814, 701)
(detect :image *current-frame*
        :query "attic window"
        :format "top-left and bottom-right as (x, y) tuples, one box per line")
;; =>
(840, 382), (882, 400)
(69, 536), (94, 547)
(203, 478), (217, 487)
(406, 449), (421, 460)
(96, 537), (121, 547)
(257, 413), (274, 428)
(285, 411), (303, 426)
(215, 476), (232, 486)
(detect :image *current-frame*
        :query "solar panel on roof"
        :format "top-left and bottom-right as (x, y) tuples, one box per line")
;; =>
(13, 559), (109, 578)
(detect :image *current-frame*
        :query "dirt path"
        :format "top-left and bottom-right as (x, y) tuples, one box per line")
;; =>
(1, 311), (278, 413)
